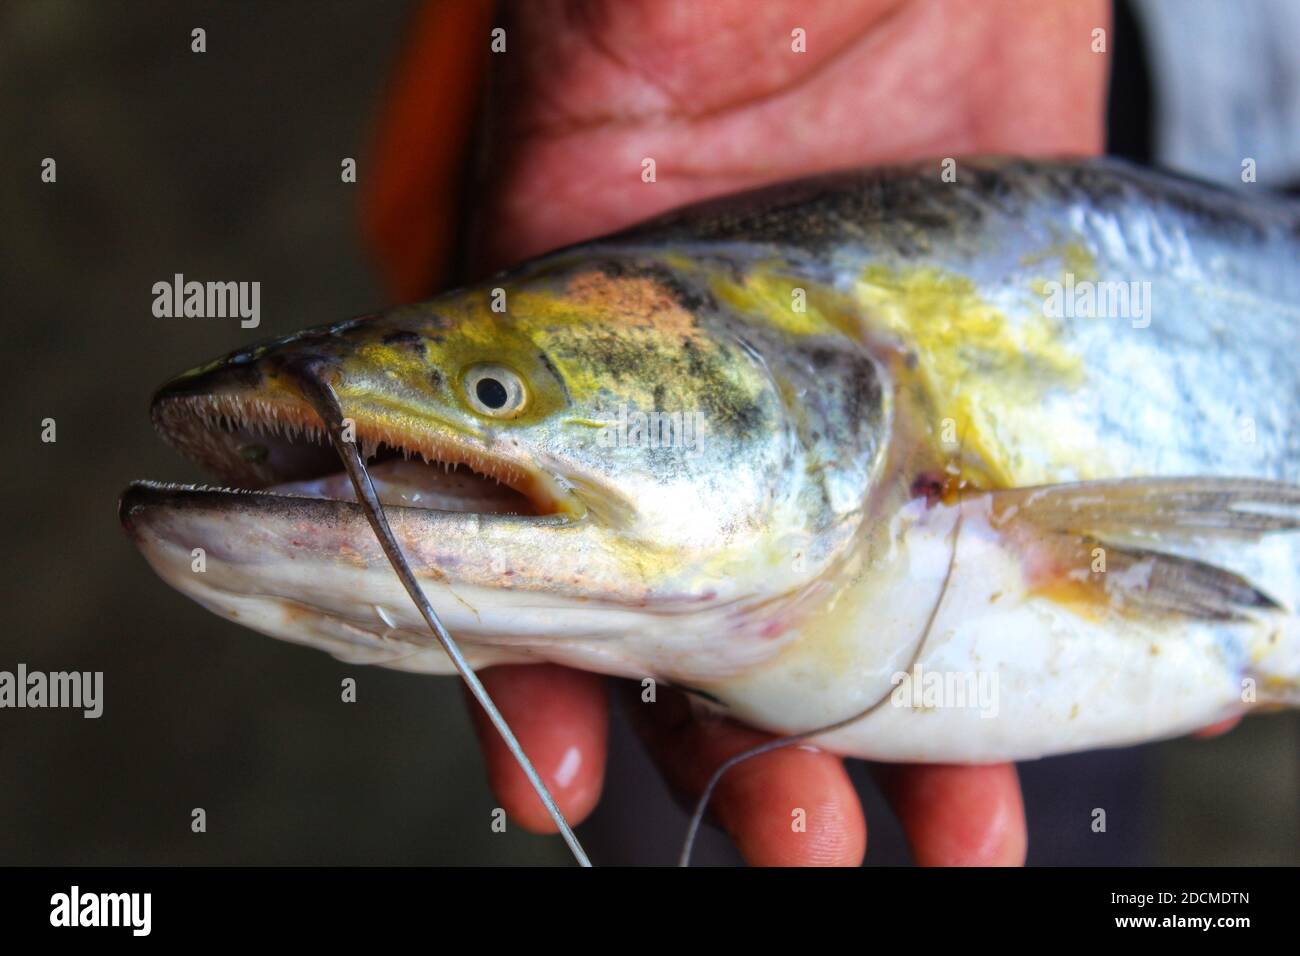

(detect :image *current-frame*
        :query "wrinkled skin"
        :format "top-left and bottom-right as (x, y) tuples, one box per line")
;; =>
(460, 0), (1110, 866)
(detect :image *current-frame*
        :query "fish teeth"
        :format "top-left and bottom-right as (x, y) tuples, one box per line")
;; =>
(163, 393), (535, 504)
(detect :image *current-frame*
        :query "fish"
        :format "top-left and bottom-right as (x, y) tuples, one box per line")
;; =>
(120, 157), (1300, 768)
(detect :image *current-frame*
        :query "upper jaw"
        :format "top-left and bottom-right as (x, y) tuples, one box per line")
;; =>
(148, 370), (584, 519)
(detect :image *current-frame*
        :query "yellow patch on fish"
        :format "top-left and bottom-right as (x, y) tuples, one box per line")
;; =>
(852, 264), (1088, 487)
(704, 261), (862, 340)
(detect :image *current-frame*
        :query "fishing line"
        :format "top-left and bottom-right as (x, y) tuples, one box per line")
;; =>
(288, 361), (592, 867)
(678, 476), (968, 867)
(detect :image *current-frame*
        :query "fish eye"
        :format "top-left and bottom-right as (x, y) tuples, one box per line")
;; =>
(463, 363), (528, 418)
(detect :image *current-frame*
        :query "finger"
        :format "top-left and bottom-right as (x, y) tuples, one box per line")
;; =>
(628, 690), (865, 866)
(465, 664), (608, 832)
(874, 763), (1026, 866)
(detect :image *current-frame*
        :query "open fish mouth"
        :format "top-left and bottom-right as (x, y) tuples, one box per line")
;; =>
(143, 380), (573, 519)
(117, 345), (655, 670)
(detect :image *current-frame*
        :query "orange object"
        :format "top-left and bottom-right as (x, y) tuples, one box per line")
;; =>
(362, 0), (495, 303)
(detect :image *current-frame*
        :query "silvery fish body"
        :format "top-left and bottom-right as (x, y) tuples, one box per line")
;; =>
(122, 158), (1300, 762)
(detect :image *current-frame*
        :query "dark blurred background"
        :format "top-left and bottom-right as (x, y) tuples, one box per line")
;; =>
(0, 0), (1295, 865)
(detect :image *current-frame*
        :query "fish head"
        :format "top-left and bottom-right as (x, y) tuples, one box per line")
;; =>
(121, 255), (889, 679)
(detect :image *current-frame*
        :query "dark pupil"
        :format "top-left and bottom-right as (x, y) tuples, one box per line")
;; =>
(476, 377), (509, 409)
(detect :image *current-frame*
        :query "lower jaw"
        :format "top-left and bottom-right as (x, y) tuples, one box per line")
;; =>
(122, 490), (616, 675)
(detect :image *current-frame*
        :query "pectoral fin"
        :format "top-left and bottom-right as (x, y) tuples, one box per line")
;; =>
(987, 477), (1300, 541)
(983, 477), (1300, 622)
